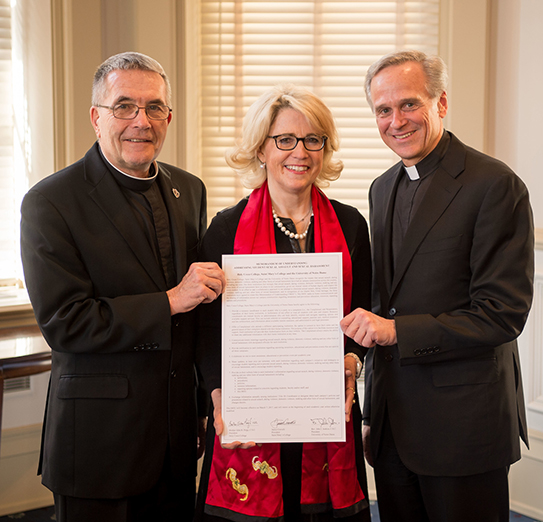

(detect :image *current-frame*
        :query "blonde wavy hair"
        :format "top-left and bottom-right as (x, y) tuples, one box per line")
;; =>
(226, 84), (343, 189)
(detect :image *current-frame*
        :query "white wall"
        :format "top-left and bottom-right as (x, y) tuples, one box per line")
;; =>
(516, 1), (543, 230)
(490, 1), (543, 518)
(490, 0), (543, 229)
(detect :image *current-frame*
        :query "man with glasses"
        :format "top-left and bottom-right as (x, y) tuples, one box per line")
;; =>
(20, 52), (225, 522)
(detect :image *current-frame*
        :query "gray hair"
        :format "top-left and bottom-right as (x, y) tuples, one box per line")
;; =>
(92, 52), (171, 106)
(364, 50), (448, 111)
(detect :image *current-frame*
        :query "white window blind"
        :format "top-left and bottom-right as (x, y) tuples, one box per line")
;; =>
(0, 0), (32, 284)
(199, 0), (440, 220)
(0, 0), (15, 278)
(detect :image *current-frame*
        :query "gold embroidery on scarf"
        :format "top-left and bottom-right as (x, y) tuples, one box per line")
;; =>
(322, 462), (329, 472)
(226, 468), (249, 501)
(252, 456), (278, 479)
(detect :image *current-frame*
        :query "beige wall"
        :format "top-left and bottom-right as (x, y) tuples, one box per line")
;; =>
(51, 0), (183, 171)
(488, 0), (543, 230)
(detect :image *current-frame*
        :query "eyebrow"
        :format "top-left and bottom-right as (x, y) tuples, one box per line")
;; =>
(112, 96), (166, 106)
(375, 97), (421, 112)
(400, 97), (421, 105)
(274, 133), (320, 137)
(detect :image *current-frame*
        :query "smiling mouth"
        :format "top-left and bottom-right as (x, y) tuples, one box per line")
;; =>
(394, 131), (415, 140)
(285, 165), (309, 172)
(126, 138), (151, 143)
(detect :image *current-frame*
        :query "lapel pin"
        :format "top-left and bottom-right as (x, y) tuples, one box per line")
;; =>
(172, 188), (180, 198)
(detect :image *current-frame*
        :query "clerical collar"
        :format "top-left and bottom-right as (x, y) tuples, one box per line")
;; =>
(405, 165), (420, 180)
(99, 146), (158, 192)
(403, 131), (451, 181)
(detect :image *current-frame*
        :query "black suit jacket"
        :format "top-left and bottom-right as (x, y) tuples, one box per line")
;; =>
(20, 143), (206, 498)
(365, 132), (534, 476)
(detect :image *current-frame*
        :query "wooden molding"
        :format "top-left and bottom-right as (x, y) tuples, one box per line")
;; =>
(536, 229), (543, 251)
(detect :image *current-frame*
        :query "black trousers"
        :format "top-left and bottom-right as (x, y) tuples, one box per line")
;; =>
(53, 457), (195, 522)
(373, 416), (510, 522)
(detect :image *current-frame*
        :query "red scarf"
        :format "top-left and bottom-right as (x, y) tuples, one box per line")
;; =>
(205, 182), (364, 520)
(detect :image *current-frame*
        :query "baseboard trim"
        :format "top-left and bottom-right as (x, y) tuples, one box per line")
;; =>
(0, 423), (52, 517)
(510, 500), (543, 521)
(0, 496), (53, 518)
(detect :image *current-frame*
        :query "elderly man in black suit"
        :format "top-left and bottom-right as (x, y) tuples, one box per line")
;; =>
(20, 52), (225, 522)
(341, 50), (534, 522)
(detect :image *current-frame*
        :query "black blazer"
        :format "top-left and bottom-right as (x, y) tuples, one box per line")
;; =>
(365, 132), (534, 476)
(20, 143), (207, 498)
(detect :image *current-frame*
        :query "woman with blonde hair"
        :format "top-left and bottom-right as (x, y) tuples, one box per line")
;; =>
(196, 84), (372, 522)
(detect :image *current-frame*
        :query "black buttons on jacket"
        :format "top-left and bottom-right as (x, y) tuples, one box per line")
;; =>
(384, 354), (393, 362)
(388, 307), (397, 316)
(133, 342), (160, 351)
(414, 346), (440, 356)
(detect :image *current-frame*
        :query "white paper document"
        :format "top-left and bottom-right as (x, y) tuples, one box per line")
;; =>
(221, 252), (345, 444)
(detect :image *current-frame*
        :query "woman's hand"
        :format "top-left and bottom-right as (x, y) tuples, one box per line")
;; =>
(197, 417), (207, 459)
(344, 355), (357, 423)
(211, 388), (257, 449)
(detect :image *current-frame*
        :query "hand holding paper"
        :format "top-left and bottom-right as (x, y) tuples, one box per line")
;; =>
(344, 356), (357, 423)
(211, 388), (257, 449)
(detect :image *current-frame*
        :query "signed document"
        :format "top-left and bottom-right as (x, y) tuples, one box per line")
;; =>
(221, 252), (345, 444)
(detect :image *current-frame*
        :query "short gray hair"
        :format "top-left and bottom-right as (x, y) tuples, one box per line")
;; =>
(364, 50), (448, 111)
(92, 51), (171, 106)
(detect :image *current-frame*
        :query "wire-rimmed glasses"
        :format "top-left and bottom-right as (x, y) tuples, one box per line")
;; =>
(96, 103), (172, 120)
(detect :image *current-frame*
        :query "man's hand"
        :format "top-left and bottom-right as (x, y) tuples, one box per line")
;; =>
(362, 425), (373, 467)
(167, 262), (226, 315)
(340, 308), (397, 348)
(211, 388), (256, 450)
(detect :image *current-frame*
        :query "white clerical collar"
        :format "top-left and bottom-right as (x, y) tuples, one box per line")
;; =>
(405, 165), (420, 181)
(102, 151), (158, 181)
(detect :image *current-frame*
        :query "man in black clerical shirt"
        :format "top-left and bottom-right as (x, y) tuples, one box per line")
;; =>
(21, 52), (225, 522)
(341, 50), (534, 522)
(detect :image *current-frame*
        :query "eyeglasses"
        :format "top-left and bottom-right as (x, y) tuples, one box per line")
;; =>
(267, 134), (327, 151)
(96, 103), (172, 120)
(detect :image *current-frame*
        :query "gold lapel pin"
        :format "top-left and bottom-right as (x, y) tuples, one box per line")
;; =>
(172, 188), (180, 198)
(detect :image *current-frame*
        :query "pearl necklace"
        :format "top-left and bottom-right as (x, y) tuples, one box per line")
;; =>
(272, 208), (313, 240)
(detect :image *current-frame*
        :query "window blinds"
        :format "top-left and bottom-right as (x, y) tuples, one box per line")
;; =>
(0, 0), (15, 278)
(199, 0), (440, 220)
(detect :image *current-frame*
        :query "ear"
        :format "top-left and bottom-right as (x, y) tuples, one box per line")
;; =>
(257, 150), (266, 164)
(90, 107), (101, 138)
(437, 91), (448, 118)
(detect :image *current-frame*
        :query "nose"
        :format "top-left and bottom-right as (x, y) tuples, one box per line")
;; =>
(390, 108), (407, 129)
(132, 107), (152, 127)
(292, 138), (309, 156)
